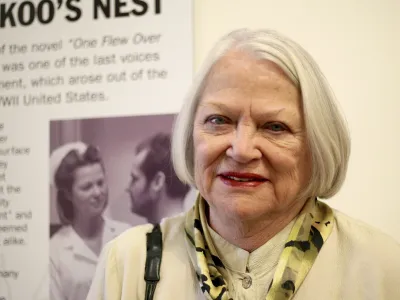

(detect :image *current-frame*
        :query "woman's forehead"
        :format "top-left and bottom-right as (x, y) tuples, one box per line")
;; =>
(203, 50), (296, 97)
(74, 163), (104, 180)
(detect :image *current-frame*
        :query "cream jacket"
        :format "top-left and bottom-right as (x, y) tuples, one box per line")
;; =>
(86, 210), (400, 300)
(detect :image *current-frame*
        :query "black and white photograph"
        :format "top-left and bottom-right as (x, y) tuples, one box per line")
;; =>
(48, 114), (195, 300)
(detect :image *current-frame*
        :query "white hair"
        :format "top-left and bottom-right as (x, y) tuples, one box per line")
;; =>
(171, 28), (351, 199)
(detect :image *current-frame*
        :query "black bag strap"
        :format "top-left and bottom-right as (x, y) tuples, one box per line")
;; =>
(144, 223), (163, 300)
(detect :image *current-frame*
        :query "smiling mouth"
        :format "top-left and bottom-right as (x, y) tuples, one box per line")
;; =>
(222, 175), (266, 182)
(91, 197), (106, 208)
(218, 172), (268, 187)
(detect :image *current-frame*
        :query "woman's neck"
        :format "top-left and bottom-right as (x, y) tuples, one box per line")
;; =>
(72, 214), (104, 239)
(208, 202), (304, 252)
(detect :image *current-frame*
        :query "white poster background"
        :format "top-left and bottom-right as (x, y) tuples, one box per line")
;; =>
(0, 1), (193, 299)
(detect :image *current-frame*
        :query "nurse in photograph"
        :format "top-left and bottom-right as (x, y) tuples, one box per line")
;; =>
(49, 142), (131, 300)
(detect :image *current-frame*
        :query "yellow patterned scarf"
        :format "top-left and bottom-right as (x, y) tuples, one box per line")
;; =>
(184, 195), (334, 300)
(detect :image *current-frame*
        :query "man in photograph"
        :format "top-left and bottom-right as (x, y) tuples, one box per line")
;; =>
(126, 132), (191, 224)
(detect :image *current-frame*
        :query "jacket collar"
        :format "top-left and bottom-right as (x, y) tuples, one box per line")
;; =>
(60, 217), (119, 263)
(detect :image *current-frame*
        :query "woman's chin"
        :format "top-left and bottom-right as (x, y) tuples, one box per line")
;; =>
(86, 206), (105, 219)
(209, 195), (273, 222)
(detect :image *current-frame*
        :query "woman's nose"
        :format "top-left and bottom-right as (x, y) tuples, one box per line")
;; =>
(226, 125), (262, 163)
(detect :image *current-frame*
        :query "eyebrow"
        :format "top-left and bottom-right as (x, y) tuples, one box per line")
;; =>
(198, 102), (287, 118)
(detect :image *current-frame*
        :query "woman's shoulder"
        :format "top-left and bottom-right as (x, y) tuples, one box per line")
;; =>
(328, 209), (400, 295)
(86, 213), (195, 299)
(333, 209), (399, 245)
(332, 209), (400, 261)
(49, 225), (76, 262)
(107, 212), (187, 258)
(49, 225), (73, 246)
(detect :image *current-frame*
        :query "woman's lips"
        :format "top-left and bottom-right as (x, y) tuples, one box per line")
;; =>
(218, 172), (268, 187)
(90, 197), (106, 208)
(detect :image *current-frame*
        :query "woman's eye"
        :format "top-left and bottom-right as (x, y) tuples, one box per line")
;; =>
(80, 183), (92, 191)
(206, 115), (228, 125)
(265, 122), (287, 132)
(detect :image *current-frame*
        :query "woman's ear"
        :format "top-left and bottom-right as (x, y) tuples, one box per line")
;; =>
(61, 188), (73, 202)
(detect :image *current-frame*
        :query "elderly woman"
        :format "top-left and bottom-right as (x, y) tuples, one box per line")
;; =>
(86, 29), (400, 300)
(49, 142), (131, 300)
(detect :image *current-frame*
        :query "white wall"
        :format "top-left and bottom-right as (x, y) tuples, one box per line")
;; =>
(194, 0), (400, 242)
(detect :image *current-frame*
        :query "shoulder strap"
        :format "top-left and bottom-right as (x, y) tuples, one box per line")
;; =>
(144, 223), (163, 300)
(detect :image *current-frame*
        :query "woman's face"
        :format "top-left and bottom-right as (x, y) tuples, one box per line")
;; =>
(193, 50), (311, 224)
(70, 163), (108, 219)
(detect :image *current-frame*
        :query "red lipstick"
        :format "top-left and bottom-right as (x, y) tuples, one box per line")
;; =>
(218, 172), (268, 188)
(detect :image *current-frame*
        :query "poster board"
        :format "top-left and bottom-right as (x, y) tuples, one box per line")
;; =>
(0, 1), (193, 299)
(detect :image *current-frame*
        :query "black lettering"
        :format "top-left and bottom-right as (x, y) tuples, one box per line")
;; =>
(31, 76), (64, 87)
(155, 0), (161, 14)
(69, 38), (97, 50)
(0, 95), (19, 107)
(0, 78), (24, 90)
(23, 93), (61, 106)
(132, 0), (148, 16)
(65, 0), (81, 22)
(65, 91), (106, 103)
(37, 0), (55, 24)
(28, 60), (50, 70)
(94, 0), (110, 19)
(18, 1), (35, 26)
(1, 63), (24, 72)
(0, 3), (16, 28)
(115, 0), (129, 17)
(68, 74), (103, 85)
